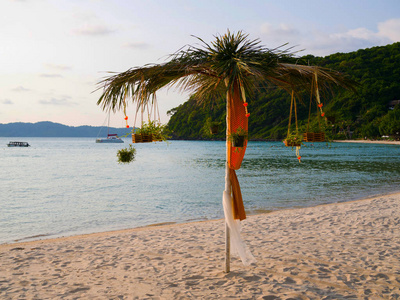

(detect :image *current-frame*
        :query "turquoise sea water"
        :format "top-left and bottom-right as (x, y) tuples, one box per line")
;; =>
(1, 138), (400, 244)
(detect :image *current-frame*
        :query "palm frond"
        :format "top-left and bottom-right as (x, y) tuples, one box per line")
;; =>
(96, 30), (356, 112)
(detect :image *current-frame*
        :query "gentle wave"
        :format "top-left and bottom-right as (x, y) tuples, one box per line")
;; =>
(1, 138), (399, 244)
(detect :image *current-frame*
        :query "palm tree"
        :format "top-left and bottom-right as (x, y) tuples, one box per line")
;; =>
(97, 30), (354, 271)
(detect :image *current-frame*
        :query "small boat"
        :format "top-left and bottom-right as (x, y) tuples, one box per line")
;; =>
(96, 112), (125, 144)
(96, 134), (124, 143)
(7, 141), (30, 147)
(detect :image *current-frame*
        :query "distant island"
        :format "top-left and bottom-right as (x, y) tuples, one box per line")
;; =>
(0, 121), (133, 137)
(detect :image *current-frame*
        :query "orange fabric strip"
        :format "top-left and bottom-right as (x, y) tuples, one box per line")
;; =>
(227, 82), (248, 170)
(229, 168), (246, 221)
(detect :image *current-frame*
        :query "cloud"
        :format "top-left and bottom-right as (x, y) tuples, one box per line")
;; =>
(12, 86), (30, 92)
(39, 73), (63, 78)
(259, 19), (400, 56)
(329, 27), (388, 45)
(343, 28), (377, 40)
(72, 24), (115, 36)
(44, 63), (72, 71)
(259, 22), (304, 51)
(123, 42), (150, 49)
(305, 22), (397, 55)
(1, 99), (13, 104)
(378, 18), (400, 42)
(261, 23), (300, 38)
(39, 97), (77, 106)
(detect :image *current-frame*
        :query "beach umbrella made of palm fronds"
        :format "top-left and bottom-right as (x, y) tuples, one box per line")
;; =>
(96, 30), (354, 272)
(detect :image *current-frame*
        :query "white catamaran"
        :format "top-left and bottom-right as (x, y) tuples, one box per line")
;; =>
(96, 133), (124, 143)
(95, 112), (124, 143)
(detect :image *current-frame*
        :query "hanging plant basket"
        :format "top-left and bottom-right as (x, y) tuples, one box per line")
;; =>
(284, 131), (303, 147)
(210, 124), (219, 135)
(132, 133), (153, 143)
(132, 133), (141, 143)
(284, 140), (302, 147)
(228, 127), (248, 148)
(132, 121), (168, 143)
(303, 132), (325, 142)
(117, 144), (136, 164)
(205, 120), (221, 136)
(232, 135), (245, 147)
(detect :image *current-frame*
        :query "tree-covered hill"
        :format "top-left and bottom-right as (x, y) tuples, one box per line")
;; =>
(167, 42), (400, 140)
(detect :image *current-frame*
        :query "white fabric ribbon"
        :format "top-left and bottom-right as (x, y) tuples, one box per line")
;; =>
(222, 191), (256, 266)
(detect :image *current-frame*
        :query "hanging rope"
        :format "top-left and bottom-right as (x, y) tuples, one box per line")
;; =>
(307, 78), (314, 132)
(286, 90), (301, 162)
(287, 90), (299, 138)
(314, 72), (322, 113)
(294, 90), (298, 133)
(148, 96), (161, 124)
(240, 84), (250, 117)
(296, 146), (301, 163)
(133, 102), (138, 133)
(304, 72), (328, 143)
(141, 98), (144, 128)
(123, 93), (129, 128)
(294, 91), (301, 162)
(287, 90), (294, 139)
(314, 72), (327, 125)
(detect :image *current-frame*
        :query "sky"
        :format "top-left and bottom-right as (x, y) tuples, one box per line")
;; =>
(1, 0), (400, 128)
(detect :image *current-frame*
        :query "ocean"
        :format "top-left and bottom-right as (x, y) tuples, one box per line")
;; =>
(1, 138), (399, 244)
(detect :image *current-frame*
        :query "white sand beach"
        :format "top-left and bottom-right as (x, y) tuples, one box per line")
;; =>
(334, 139), (400, 145)
(1, 192), (400, 299)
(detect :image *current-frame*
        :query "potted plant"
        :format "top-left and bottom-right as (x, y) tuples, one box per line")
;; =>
(117, 144), (136, 164)
(133, 120), (169, 143)
(209, 121), (220, 135)
(284, 131), (303, 147)
(228, 127), (248, 148)
(202, 118), (222, 137)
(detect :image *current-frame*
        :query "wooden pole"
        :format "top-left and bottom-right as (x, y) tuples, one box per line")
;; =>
(225, 219), (230, 273)
(224, 86), (231, 273)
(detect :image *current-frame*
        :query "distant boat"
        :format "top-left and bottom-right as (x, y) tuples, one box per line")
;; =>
(7, 141), (30, 147)
(96, 133), (124, 143)
(95, 112), (125, 143)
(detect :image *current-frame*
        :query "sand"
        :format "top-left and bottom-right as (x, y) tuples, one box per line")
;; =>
(333, 139), (400, 145)
(1, 193), (400, 299)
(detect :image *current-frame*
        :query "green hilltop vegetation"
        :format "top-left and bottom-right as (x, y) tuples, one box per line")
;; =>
(166, 42), (400, 140)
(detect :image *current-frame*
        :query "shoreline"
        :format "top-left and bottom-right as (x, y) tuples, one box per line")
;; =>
(333, 139), (400, 145)
(1, 192), (400, 298)
(3, 189), (399, 247)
